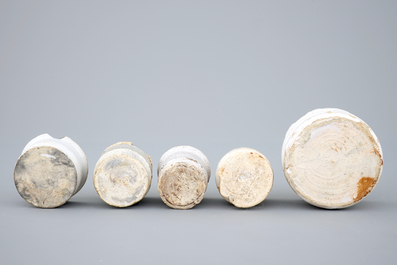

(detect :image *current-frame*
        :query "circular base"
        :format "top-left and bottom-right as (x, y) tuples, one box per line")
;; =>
(14, 146), (77, 208)
(158, 161), (207, 210)
(216, 148), (273, 208)
(283, 115), (383, 209)
(93, 154), (150, 207)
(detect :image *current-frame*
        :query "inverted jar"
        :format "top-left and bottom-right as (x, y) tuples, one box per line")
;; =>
(14, 133), (88, 208)
(216, 147), (273, 208)
(93, 142), (152, 207)
(282, 108), (383, 209)
(157, 146), (211, 209)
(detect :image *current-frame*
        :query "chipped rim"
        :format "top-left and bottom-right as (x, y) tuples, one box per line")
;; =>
(14, 146), (78, 208)
(20, 133), (88, 195)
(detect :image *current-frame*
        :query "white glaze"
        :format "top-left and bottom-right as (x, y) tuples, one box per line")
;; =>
(282, 108), (383, 209)
(93, 142), (152, 207)
(21, 133), (88, 194)
(215, 147), (273, 208)
(157, 146), (211, 209)
(158, 145), (211, 181)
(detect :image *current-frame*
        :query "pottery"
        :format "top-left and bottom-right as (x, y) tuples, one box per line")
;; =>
(14, 133), (88, 208)
(93, 142), (152, 207)
(216, 148), (273, 208)
(282, 108), (383, 209)
(157, 146), (210, 209)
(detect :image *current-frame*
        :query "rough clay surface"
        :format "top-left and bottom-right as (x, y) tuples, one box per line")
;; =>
(94, 154), (149, 207)
(158, 162), (207, 210)
(216, 149), (273, 208)
(284, 117), (383, 209)
(14, 146), (77, 208)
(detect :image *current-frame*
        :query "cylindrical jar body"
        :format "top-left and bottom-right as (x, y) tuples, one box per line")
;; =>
(157, 146), (210, 209)
(216, 147), (273, 208)
(282, 108), (383, 209)
(93, 142), (152, 207)
(14, 133), (88, 208)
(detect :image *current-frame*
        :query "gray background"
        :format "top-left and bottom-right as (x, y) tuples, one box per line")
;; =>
(1, 1), (396, 264)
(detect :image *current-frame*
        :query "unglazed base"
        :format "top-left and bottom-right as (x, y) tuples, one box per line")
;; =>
(158, 160), (207, 210)
(282, 108), (383, 209)
(216, 148), (273, 208)
(94, 154), (150, 207)
(157, 146), (210, 210)
(93, 142), (152, 207)
(14, 146), (78, 208)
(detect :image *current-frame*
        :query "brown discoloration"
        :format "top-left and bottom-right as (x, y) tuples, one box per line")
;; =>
(284, 115), (383, 209)
(219, 166), (225, 176)
(372, 148), (383, 164)
(217, 149), (273, 208)
(330, 147), (338, 152)
(354, 177), (377, 202)
(186, 157), (198, 164)
(158, 162), (207, 209)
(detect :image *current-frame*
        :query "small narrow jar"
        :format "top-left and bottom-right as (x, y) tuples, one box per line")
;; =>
(93, 142), (152, 207)
(282, 108), (383, 209)
(14, 133), (88, 208)
(216, 148), (273, 208)
(157, 146), (211, 210)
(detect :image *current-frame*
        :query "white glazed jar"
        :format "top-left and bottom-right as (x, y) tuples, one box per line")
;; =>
(157, 146), (211, 210)
(93, 142), (152, 207)
(282, 108), (383, 209)
(14, 133), (88, 208)
(216, 147), (273, 208)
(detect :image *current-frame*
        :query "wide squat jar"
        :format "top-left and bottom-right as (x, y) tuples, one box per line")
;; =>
(282, 108), (383, 209)
(14, 133), (88, 208)
(157, 146), (211, 209)
(216, 147), (273, 208)
(93, 142), (152, 207)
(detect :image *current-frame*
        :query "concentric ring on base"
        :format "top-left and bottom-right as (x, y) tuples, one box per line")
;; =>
(93, 154), (149, 207)
(283, 112), (383, 209)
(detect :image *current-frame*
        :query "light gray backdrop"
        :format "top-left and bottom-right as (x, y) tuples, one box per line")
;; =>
(1, 1), (396, 264)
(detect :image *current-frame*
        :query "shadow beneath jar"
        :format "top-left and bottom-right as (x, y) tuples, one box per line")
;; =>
(56, 195), (395, 212)
(63, 196), (170, 210)
(195, 196), (318, 211)
(195, 196), (394, 211)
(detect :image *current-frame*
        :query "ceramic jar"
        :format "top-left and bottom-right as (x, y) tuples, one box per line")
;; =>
(282, 108), (383, 209)
(14, 133), (88, 208)
(93, 142), (152, 207)
(216, 147), (273, 208)
(157, 146), (211, 209)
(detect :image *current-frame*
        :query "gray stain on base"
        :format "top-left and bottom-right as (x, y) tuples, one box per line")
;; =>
(14, 146), (77, 208)
(94, 154), (149, 207)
